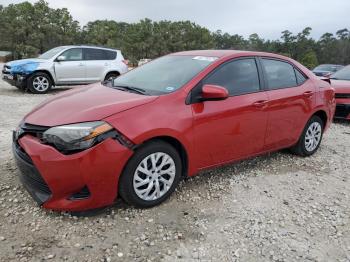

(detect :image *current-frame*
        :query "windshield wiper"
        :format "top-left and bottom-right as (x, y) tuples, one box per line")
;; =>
(113, 84), (147, 95)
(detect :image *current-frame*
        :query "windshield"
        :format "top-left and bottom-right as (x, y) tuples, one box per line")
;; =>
(331, 66), (350, 81)
(112, 55), (217, 95)
(38, 46), (67, 59)
(314, 64), (341, 72)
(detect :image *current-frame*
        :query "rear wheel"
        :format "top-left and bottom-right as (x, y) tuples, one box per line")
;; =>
(28, 72), (52, 94)
(104, 72), (120, 82)
(118, 140), (182, 208)
(290, 115), (324, 156)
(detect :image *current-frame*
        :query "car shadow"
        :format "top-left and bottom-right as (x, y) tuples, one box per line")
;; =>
(333, 119), (350, 128)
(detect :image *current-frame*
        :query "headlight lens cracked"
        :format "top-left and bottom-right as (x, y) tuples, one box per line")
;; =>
(42, 121), (113, 153)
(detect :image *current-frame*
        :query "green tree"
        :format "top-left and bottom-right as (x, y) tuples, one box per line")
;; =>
(2, 0), (350, 68)
(299, 51), (318, 69)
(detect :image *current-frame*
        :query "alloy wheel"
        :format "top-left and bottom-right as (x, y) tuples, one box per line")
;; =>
(133, 152), (176, 201)
(33, 76), (49, 92)
(305, 122), (322, 152)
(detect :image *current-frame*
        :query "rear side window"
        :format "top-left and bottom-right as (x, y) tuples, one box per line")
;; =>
(84, 48), (116, 60)
(203, 58), (260, 96)
(262, 59), (297, 90)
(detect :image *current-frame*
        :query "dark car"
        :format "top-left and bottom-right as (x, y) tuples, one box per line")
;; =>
(330, 65), (350, 120)
(312, 64), (343, 77)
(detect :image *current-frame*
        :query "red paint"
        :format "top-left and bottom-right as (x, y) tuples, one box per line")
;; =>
(18, 50), (335, 211)
(331, 79), (350, 119)
(201, 84), (229, 100)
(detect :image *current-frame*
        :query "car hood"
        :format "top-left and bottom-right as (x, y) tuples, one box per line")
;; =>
(313, 70), (330, 73)
(24, 83), (158, 126)
(6, 58), (45, 74)
(330, 79), (350, 93)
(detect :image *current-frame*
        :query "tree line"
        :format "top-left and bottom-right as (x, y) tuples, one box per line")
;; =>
(1, 0), (350, 68)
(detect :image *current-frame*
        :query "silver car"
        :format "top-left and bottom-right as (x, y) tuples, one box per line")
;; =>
(1, 46), (129, 94)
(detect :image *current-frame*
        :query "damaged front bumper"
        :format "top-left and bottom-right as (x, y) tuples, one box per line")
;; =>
(13, 131), (134, 212)
(2, 71), (27, 89)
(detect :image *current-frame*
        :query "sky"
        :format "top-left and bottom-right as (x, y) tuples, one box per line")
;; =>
(1, 0), (349, 40)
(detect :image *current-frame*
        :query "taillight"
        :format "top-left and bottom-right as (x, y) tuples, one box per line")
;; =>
(122, 60), (129, 66)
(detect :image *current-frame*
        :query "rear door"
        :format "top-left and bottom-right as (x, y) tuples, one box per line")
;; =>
(54, 48), (85, 83)
(191, 57), (269, 168)
(84, 48), (113, 82)
(260, 58), (315, 150)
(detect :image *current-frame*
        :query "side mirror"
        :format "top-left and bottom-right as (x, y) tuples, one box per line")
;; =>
(56, 55), (66, 62)
(201, 84), (229, 101)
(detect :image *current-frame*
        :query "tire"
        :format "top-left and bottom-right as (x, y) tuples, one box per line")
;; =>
(104, 72), (120, 82)
(290, 115), (324, 157)
(28, 72), (52, 94)
(118, 140), (182, 208)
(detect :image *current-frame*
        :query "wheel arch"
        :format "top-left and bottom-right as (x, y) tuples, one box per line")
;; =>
(104, 71), (120, 80)
(31, 70), (55, 85)
(139, 135), (189, 178)
(311, 110), (328, 130)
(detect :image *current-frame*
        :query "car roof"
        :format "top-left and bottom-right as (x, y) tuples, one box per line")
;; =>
(59, 45), (120, 52)
(316, 64), (343, 67)
(170, 50), (292, 60)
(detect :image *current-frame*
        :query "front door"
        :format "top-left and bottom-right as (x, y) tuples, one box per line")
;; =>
(54, 48), (85, 84)
(191, 58), (269, 169)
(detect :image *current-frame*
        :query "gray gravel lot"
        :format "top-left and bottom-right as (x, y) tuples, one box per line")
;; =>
(0, 67), (350, 261)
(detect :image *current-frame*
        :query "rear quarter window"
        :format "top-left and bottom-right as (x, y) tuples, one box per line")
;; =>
(105, 50), (117, 60)
(295, 69), (307, 85)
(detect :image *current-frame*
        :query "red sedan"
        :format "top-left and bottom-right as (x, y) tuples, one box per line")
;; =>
(329, 65), (350, 120)
(13, 50), (335, 211)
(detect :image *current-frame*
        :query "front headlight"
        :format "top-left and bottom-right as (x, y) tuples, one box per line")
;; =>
(42, 121), (113, 153)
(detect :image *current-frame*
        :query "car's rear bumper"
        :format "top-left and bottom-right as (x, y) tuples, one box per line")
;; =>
(334, 103), (350, 120)
(13, 134), (133, 211)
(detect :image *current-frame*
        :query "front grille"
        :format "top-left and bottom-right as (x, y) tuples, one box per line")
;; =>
(335, 93), (350, 99)
(13, 124), (52, 204)
(13, 142), (52, 196)
(19, 122), (49, 140)
(14, 140), (33, 164)
(335, 104), (350, 118)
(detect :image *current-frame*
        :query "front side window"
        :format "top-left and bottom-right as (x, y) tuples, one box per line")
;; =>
(202, 58), (260, 96)
(59, 48), (83, 61)
(262, 59), (297, 90)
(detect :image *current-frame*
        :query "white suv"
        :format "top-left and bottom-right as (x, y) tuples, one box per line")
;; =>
(1, 46), (129, 93)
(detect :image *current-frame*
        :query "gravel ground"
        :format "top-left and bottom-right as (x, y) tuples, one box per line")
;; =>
(0, 67), (350, 262)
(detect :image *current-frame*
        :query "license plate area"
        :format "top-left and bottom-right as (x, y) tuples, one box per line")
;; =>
(3, 74), (14, 80)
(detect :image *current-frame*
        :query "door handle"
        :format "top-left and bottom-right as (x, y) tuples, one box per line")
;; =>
(253, 100), (268, 108)
(78, 63), (84, 66)
(303, 91), (313, 98)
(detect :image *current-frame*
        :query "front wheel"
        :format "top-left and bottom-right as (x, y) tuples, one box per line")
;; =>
(118, 140), (182, 208)
(28, 72), (52, 94)
(290, 115), (324, 156)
